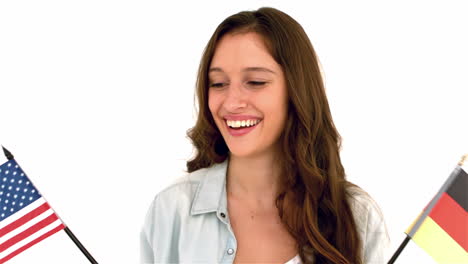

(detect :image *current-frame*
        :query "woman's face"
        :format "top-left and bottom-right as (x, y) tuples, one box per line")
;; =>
(208, 32), (288, 159)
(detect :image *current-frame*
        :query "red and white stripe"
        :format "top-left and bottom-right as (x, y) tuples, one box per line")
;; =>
(0, 197), (65, 263)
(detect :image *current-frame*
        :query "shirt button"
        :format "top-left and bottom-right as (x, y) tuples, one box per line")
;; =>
(220, 212), (226, 218)
(227, 248), (234, 255)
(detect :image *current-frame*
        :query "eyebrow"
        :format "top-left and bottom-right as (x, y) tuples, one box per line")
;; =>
(209, 67), (276, 75)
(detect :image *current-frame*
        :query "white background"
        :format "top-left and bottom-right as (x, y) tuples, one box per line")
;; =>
(1, 1), (467, 263)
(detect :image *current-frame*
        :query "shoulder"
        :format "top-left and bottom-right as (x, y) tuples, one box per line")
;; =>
(141, 166), (213, 243)
(149, 165), (213, 212)
(347, 186), (386, 228)
(140, 166), (216, 263)
(347, 185), (391, 263)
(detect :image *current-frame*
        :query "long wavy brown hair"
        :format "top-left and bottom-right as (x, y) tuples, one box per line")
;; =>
(186, 7), (362, 264)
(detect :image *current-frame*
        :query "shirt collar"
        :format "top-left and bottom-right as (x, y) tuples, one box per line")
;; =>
(190, 159), (229, 217)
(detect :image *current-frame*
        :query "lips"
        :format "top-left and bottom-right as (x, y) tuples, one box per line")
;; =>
(223, 114), (262, 121)
(225, 119), (261, 136)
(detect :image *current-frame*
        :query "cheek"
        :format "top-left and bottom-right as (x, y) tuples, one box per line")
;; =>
(208, 91), (222, 120)
(263, 96), (288, 131)
(207, 92), (216, 114)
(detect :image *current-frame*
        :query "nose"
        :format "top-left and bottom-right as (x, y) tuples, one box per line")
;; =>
(223, 82), (247, 111)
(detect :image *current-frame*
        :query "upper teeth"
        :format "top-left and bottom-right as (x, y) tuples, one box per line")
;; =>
(226, 119), (260, 128)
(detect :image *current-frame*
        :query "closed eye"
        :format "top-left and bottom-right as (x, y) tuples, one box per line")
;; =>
(209, 81), (267, 88)
(209, 82), (227, 88)
(247, 81), (267, 86)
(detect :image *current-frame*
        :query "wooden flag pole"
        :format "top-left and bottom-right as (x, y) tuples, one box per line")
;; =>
(387, 236), (410, 264)
(63, 227), (98, 264)
(2, 145), (14, 160)
(2, 146), (99, 264)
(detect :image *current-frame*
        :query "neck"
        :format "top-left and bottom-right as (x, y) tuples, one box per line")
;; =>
(226, 151), (281, 204)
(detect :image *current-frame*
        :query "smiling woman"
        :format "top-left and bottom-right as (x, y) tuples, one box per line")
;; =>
(141, 7), (390, 264)
(208, 32), (288, 158)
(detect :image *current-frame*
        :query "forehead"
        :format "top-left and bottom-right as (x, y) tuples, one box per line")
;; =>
(210, 32), (279, 73)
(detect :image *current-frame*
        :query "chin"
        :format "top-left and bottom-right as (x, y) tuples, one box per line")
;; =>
(226, 145), (258, 159)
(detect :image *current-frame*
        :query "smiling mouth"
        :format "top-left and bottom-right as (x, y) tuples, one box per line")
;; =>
(225, 119), (262, 129)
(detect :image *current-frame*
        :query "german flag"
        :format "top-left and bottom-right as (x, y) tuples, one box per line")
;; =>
(405, 164), (468, 263)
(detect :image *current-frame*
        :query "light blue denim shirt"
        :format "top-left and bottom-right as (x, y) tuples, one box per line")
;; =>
(140, 160), (390, 263)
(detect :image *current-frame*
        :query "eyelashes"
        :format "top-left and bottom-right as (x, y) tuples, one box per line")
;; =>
(248, 81), (267, 86)
(209, 81), (267, 88)
(209, 82), (226, 88)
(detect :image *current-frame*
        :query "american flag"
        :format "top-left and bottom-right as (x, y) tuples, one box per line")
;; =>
(0, 159), (65, 263)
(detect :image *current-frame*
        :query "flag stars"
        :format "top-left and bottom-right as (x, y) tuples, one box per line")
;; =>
(7, 163), (11, 167)
(1, 161), (42, 221)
